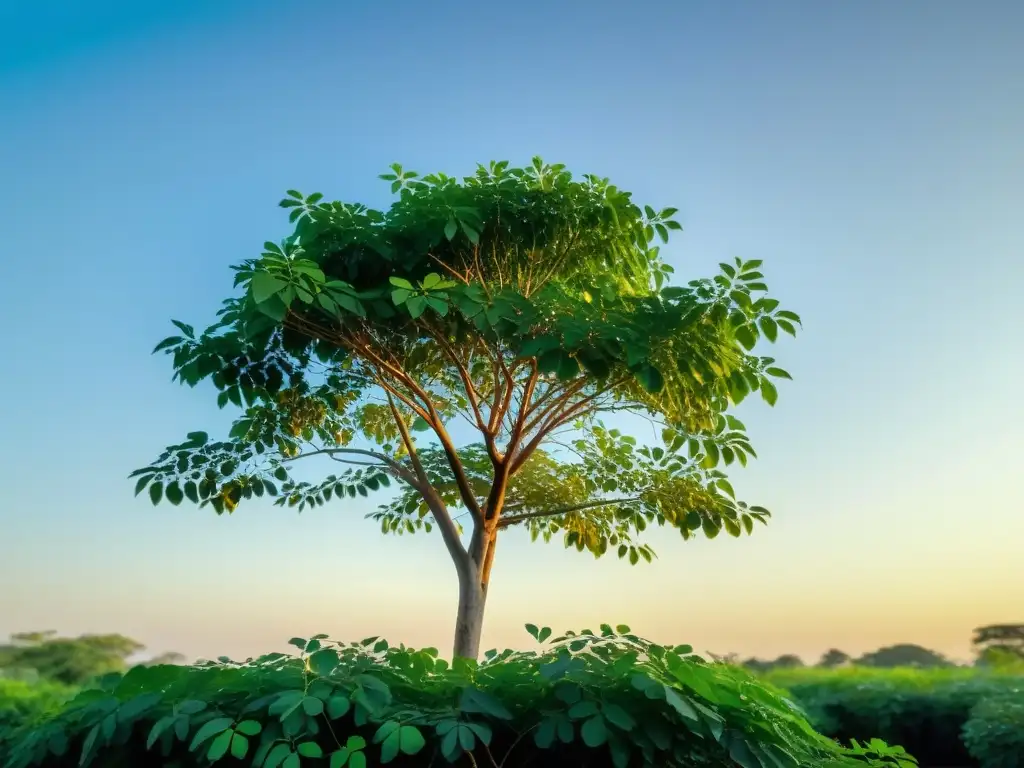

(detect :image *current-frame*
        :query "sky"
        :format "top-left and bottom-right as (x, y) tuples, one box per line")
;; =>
(0, 0), (1022, 666)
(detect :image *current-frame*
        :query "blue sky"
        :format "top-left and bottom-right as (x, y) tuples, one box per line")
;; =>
(1, 0), (1021, 664)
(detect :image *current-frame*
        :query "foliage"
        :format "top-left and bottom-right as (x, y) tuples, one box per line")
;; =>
(742, 656), (805, 674)
(852, 645), (951, 670)
(0, 680), (74, 756)
(973, 625), (1024, 665)
(0, 634), (145, 687)
(817, 651), (852, 670)
(761, 666), (1024, 767)
(977, 647), (1024, 672)
(1, 626), (917, 768)
(131, 159), (800, 657)
(962, 694), (1024, 768)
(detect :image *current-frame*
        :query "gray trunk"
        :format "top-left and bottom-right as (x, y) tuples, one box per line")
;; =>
(453, 570), (487, 660)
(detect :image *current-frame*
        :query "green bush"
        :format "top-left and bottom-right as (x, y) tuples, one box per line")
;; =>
(963, 694), (1024, 768)
(761, 667), (1024, 766)
(1, 627), (916, 768)
(0, 680), (75, 754)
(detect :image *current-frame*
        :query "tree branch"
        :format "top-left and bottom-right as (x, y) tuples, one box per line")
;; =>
(497, 496), (644, 529)
(386, 393), (472, 571)
(282, 447), (418, 487)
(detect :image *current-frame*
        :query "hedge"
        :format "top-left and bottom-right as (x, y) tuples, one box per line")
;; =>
(0, 627), (916, 768)
(963, 694), (1024, 768)
(761, 667), (1024, 767)
(0, 680), (74, 756)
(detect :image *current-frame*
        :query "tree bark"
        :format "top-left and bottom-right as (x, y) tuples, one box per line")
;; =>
(452, 565), (488, 660)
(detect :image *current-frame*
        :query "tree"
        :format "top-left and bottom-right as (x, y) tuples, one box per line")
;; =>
(817, 649), (851, 668)
(133, 159), (800, 660)
(972, 623), (1024, 665)
(0, 632), (145, 685)
(742, 654), (805, 673)
(854, 644), (951, 669)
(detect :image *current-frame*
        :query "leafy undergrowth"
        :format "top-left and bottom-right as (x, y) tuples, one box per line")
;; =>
(0, 680), (75, 755)
(759, 667), (1024, 767)
(1, 626), (916, 768)
(962, 694), (1024, 768)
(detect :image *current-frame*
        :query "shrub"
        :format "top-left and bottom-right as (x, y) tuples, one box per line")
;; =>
(963, 694), (1024, 768)
(0, 680), (74, 754)
(1, 627), (916, 768)
(761, 667), (1024, 766)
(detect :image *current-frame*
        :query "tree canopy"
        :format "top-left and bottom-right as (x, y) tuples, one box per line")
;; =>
(816, 649), (851, 669)
(132, 159), (800, 658)
(972, 624), (1024, 667)
(853, 645), (951, 670)
(0, 633), (144, 686)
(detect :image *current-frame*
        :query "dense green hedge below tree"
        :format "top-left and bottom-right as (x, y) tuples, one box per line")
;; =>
(1, 628), (916, 768)
(761, 667), (1024, 768)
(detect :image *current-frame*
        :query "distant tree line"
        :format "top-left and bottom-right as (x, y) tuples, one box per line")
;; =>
(3, 622), (1020, 683)
(732, 623), (1024, 672)
(0, 631), (183, 686)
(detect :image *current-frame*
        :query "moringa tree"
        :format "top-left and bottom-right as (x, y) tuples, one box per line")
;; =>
(132, 159), (799, 660)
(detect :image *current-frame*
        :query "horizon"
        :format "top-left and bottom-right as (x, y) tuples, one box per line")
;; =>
(1, 0), (1022, 667)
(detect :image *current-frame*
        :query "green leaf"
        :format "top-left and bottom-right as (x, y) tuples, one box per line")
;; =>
(461, 221), (480, 244)
(406, 295), (427, 319)
(165, 481), (183, 506)
(177, 700), (207, 715)
(702, 441), (720, 468)
(327, 695), (351, 719)
(766, 367), (792, 380)
(735, 325), (757, 350)
(134, 475), (152, 497)
(568, 700), (600, 719)
(376, 722), (425, 763)
(460, 687), (513, 720)
(761, 379), (779, 406)
(728, 736), (764, 768)
(636, 364), (664, 394)
(206, 729), (233, 761)
(171, 320), (195, 338)
(189, 718), (234, 751)
(146, 716), (174, 750)
(297, 742), (323, 758)
(149, 481), (164, 506)
(581, 715), (608, 747)
(759, 316), (779, 342)
(443, 218), (458, 240)
(152, 336), (183, 353)
(302, 696), (324, 716)
(235, 720), (261, 736)
(79, 725), (98, 767)
(251, 272), (286, 303)
(664, 687), (699, 722)
(230, 733), (249, 759)
(602, 703), (636, 731)
(774, 308), (799, 322)
(264, 744), (293, 768)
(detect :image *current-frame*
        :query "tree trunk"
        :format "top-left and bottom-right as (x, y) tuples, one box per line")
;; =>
(452, 480), (505, 660)
(453, 566), (487, 660)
